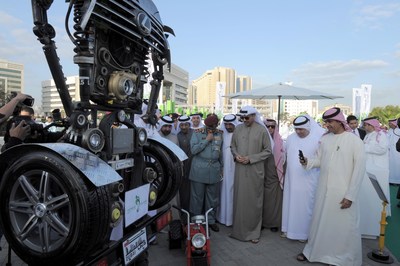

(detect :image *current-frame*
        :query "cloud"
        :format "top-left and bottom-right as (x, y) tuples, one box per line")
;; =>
(355, 3), (400, 29)
(391, 70), (400, 77)
(0, 10), (39, 62)
(0, 12), (76, 75)
(0, 11), (22, 26)
(290, 59), (388, 86)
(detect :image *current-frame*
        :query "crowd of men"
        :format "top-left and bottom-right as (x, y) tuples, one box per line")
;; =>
(1, 95), (400, 265)
(149, 105), (400, 266)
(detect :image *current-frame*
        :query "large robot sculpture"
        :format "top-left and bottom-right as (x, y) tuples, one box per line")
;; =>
(0, 1), (183, 265)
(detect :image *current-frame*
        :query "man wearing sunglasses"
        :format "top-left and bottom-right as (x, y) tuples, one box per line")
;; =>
(262, 119), (285, 233)
(230, 106), (272, 244)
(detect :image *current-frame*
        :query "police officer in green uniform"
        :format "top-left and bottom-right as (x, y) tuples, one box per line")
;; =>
(189, 114), (223, 232)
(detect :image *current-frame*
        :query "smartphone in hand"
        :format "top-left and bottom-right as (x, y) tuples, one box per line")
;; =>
(299, 150), (305, 162)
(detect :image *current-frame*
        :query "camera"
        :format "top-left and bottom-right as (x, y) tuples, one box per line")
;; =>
(22, 97), (34, 107)
(9, 91), (34, 107)
(12, 115), (43, 134)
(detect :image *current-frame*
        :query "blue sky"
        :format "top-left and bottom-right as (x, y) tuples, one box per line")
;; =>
(1, 0), (399, 109)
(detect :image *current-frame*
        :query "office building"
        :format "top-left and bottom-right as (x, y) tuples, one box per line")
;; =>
(161, 63), (189, 105)
(41, 76), (80, 116)
(0, 59), (24, 105)
(190, 67), (242, 114)
(283, 99), (319, 118)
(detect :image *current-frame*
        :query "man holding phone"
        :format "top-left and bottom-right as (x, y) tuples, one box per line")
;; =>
(297, 107), (366, 265)
(281, 115), (325, 242)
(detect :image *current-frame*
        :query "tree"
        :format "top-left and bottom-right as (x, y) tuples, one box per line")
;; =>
(368, 105), (400, 126)
(280, 112), (291, 125)
(0, 89), (5, 107)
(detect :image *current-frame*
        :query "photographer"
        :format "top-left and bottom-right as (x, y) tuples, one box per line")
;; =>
(0, 93), (32, 152)
(0, 92), (31, 125)
(0, 92), (31, 248)
(1, 106), (35, 152)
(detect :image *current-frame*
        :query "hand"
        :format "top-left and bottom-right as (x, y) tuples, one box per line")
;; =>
(236, 155), (250, 164)
(206, 131), (214, 141)
(9, 121), (31, 141)
(340, 198), (352, 209)
(299, 157), (307, 165)
(13, 92), (30, 103)
(242, 156), (250, 164)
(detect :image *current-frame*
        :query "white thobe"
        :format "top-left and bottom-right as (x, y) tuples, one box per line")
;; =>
(282, 131), (322, 240)
(159, 131), (179, 146)
(303, 132), (365, 266)
(388, 128), (400, 184)
(134, 117), (159, 138)
(359, 131), (390, 237)
(216, 132), (235, 226)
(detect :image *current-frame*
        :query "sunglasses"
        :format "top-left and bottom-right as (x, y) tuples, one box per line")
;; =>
(267, 125), (276, 129)
(242, 116), (252, 121)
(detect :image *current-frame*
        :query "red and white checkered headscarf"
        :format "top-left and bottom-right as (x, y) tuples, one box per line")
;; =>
(363, 117), (381, 132)
(389, 118), (398, 127)
(322, 107), (351, 132)
(363, 117), (385, 142)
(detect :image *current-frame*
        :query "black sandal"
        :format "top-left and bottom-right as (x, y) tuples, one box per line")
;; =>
(296, 253), (308, 262)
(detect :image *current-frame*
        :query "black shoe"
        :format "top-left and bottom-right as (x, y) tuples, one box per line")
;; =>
(397, 202), (400, 208)
(270, 227), (279, 232)
(209, 224), (219, 232)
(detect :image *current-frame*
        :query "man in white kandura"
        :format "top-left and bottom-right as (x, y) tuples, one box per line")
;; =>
(158, 115), (179, 145)
(281, 115), (325, 242)
(217, 114), (240, 226)
(388, 118), (400, 185)
(359, 117), (390, 239)
(190, 113), (204, 130)
(297, 107), (366, 266)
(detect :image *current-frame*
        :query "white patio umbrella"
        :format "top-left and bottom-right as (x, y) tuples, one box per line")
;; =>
(226, 82), (344, 127)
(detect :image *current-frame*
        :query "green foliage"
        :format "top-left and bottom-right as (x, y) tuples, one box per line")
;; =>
(0, 89), (5, 107)
(369, 105), (400, 126)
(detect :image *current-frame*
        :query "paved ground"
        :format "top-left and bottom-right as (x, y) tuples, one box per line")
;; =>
(149, 224), (400, 266)
(2, 223), (398, 266)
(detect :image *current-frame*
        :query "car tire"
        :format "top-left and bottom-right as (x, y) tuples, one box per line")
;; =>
(0, 151), (111, 266)
(143, 141), (183, 209)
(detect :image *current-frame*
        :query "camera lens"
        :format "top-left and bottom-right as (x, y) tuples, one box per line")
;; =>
(23, 98), (34, 107)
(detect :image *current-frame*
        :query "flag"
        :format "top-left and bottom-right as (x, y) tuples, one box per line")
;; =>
(352, 84), (372, 119)
(215, 82), (225, 113)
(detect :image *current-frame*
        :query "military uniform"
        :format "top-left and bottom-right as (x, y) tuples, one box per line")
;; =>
(189, 127), (223, 224)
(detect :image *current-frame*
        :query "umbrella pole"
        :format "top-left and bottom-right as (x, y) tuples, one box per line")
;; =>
(277, 95), (281, 128)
